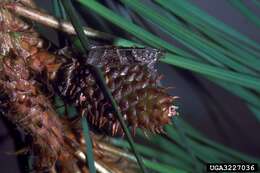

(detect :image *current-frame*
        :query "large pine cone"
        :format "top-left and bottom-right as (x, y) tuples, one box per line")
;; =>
(54, 46), (177, 135)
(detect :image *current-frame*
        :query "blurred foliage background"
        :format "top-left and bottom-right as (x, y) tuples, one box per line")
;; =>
(0, 0), (260, 172)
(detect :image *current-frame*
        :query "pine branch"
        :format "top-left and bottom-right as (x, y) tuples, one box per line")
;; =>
(3, 2), (114, 40)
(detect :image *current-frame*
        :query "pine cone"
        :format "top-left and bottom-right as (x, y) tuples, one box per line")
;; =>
(54, 46), (178, 136)
(1, 3), (146, 172)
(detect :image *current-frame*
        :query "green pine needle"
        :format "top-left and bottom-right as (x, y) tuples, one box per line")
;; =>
(81, 117), (96, 173)
(61, 1), (95, 173)
(229, 0), (260, 28)
(78, 0), (260, 92)
(85, 65), (147, 173)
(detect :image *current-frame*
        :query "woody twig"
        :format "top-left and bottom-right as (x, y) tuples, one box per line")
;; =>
(3, 2), (115, 40)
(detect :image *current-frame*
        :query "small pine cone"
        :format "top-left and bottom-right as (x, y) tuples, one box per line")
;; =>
(54, 46), (177, 136)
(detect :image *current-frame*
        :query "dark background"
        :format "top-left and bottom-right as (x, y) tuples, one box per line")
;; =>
(0, 0), (259, 172)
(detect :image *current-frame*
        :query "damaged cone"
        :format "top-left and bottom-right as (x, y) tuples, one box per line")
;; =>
(53, 46), (178, 136)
